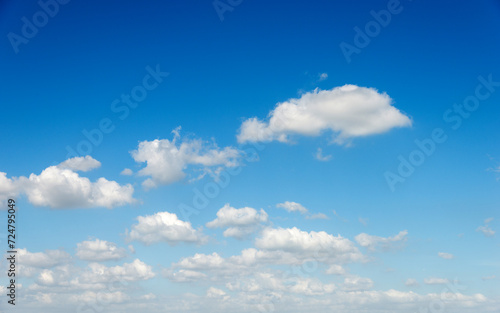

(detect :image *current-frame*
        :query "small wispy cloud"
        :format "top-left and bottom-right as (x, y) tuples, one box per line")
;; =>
(315, 148), (332, 162)
(306, 213), (329, 220)
(318, 72), (328, 81)
(438, 252), (454, 259)
(476, 218), (495, 237)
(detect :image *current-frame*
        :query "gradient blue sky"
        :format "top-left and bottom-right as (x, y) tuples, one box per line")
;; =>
(1, 0), (500, 312)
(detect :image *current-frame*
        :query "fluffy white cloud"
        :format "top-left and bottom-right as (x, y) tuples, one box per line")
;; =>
(355, 230), (408, 251)
(276, 201), (308, 214)
(438, 252), (454, 260)
(57, 156), (101, 172)
(79, 259), (155, 283)
(76, 239), (128, 261)
(255, 227), (364, 264)
(18, 248), (72, 268)
(0, 172), (21, 200)
(131, 127), (241, 188)
(206, 204), (268, 239)
(127, 211), (207, 245)
(0, 157), (135, 209)
(237, 85), (411, 145)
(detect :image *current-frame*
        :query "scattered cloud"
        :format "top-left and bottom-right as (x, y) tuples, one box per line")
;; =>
(276, 201), (308, 214)
(405, 278), (419, 287)
(126, 211), (207, 245)
(438, 252), (454, 260)
(318, 73), (328, 81)
(76, 239), (128, 261)
(305, 213), (329, 220)
(131, 127), (241, 189)
(355, 230), (408, 252)
(424, 277), (449, 285)
(206, 204), (268, 239)
(237, 85), (411, 145)
(358, 217), (368, 226)
(476, 218), (495, 237)
(121, 168), (133, 176)
(315, 148), (332, 161)
(58, 156), (101, 172)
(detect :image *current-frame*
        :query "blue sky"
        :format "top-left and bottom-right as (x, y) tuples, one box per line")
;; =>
(1, 0), (500, 312)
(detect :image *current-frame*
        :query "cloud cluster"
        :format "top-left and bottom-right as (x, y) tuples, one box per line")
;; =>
(131, 127), (241, 188)
(0, 156), (135, 209)
(237, 85), (411, 145)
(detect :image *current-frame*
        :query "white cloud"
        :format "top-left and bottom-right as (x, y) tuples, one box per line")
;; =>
(121, 168), (133, 176)
(18, 248), (72, 268)
(477, 218), (495, 237)
(1, 157), (135, 209)
(405, 278), (419, 287)
(355, 230), (408, 251)
(305, 213), (329, 220)
(237, 85), (411, 145)
(131, 127), (241, 188)
(438, 252), (454, 260)
(276, 201), (308, 214)
(255, 227), (364, 264)
(318, 73), (328, 81)
(127, 211), (207, 245)
(315, 148), (332, 161)
(79, 259), (155, 283)
(57, 156), (101, 172)
(424, 277), (449, 285)
(0, 172), (22, 200)
(206, 204), (268, 239)
(76, 239), (128, 261)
